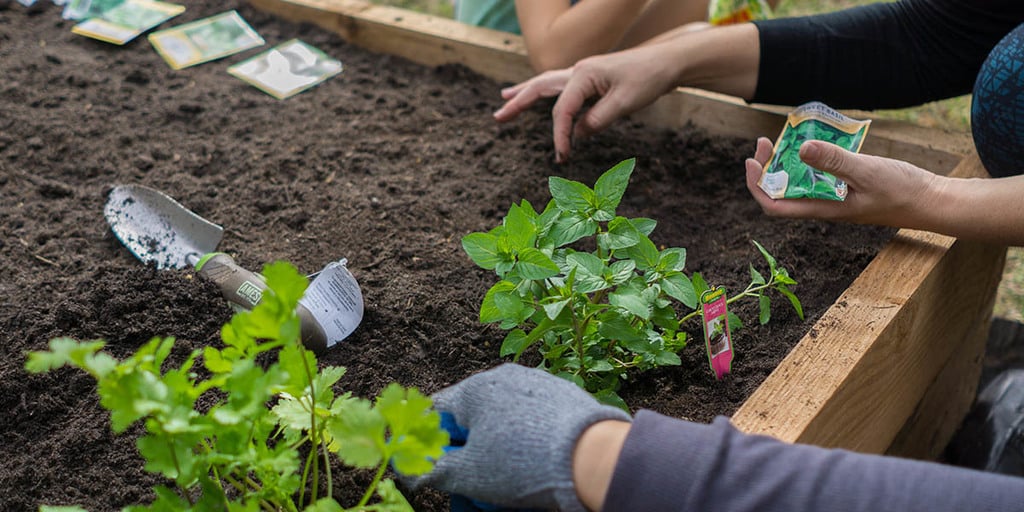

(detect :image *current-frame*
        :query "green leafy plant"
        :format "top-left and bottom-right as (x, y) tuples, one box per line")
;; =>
(26, 262), (447, 512)
(462, 159), (803, 408)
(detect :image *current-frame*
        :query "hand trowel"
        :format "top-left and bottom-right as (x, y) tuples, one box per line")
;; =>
(103, 184), (363, 353)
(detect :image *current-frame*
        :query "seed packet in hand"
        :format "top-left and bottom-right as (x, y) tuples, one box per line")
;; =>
(708, 0), (771, 25)
(758, 102), (871, 201)
(71, 0), (184, 45)
(148, 10), (264, 70)
(228, 39), (343, 99)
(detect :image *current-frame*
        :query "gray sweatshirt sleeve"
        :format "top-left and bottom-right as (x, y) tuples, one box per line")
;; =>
(603, 410), (1024, 512)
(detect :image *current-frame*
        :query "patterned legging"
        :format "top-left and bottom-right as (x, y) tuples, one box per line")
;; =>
(973, 23), (1024, 178)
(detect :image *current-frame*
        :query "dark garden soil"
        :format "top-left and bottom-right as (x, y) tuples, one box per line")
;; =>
(0, 1), (893, 510)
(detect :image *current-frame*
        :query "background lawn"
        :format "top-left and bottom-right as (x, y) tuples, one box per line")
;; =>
(372, 0), (1022, 322)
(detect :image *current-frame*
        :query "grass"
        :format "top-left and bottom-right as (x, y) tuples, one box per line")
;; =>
(372, 0), (1022, 321)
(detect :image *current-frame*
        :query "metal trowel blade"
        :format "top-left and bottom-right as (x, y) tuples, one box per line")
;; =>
(104, 184), (223, 270)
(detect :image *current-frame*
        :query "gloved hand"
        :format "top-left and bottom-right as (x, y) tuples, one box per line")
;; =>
(406, 364), (631, 511)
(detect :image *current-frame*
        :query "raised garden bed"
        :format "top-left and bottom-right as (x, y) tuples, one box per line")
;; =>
(0, 0), (1006, 510)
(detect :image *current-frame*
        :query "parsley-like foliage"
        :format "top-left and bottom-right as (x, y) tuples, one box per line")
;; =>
(27, 261), (447, 511)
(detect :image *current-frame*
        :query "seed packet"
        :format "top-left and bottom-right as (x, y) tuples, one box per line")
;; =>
(701, 286), (733, 380)
(758, 102), (871, 201)
(71, 0), (184, 45)
(62, 0), (122, 20)
(227, 39), (343, 99)
(708, 0), (771, 26)
(148, 10), (264, 70)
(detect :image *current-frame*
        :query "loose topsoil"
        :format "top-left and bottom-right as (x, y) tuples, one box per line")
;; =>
(0, 1), (893, 510)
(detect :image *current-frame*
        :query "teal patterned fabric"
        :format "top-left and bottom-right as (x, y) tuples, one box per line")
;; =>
(973, 24), (1024, 177)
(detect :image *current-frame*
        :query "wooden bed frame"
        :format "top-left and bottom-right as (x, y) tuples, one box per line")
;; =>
(248, 0), (1006, 460)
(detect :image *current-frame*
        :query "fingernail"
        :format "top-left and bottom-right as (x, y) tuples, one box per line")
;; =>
(555, 151), (565, 164)
(800, 142), (818, 160)
(493, 107), (505, 118)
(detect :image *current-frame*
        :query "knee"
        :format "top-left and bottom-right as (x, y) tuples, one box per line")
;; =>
(972, 23), (1024, 177)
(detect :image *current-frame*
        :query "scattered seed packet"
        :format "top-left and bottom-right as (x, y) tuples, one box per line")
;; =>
(758, 102), (871, 201)
(70, 0), (184, 45)
(62, 0), (122, 20)
(227, 39), (343, 99)
(148, 10), (264, 70)
(701, 286), (734, 381)
(708, 0), (771, 25)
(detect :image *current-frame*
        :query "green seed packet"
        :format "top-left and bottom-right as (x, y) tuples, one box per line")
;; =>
(148, 10), (264, 70)
(227, 39), (343, 99)
(758, 102), (871, 202)
(70, 0), (184, 45)
(62, 0), (123, 20)
(708, 0), (771, 25)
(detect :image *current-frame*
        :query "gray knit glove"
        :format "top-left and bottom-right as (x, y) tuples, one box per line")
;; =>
(408, 364), (631, 511)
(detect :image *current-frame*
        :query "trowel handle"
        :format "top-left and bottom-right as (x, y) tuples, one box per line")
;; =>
(195, 253), (328, 353)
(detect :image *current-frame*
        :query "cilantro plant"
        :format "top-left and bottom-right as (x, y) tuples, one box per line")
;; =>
(462, 159), (803, 408)
(26, 262), (447, 512)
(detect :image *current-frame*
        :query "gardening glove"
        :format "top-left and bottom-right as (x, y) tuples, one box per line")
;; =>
(406, 363), (631, 511)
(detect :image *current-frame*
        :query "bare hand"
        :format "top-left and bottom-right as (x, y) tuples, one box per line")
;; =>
(494, 45), (682, 163)
(744, 138), (940, 228)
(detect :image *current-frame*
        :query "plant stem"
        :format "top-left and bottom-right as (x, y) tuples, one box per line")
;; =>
(299, 347), (321, 505)
(678, 280), (776, 324)
(356, 461), (389, 508)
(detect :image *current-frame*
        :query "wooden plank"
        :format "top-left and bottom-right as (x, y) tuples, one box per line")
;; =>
(247, 0), (971, 174)
(731, 153), (1006, 453)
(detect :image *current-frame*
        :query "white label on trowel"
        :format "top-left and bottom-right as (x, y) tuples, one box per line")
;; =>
(299, 259), (364, 347)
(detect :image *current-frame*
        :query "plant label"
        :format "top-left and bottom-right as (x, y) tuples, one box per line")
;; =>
(227, 39), (343, 99)
(759, 101), (871, 201)
(298, 258), (365, 348)
(148, 10), (264, 70)
(70, 0), (184, 45)
(700, 286), (733, 380)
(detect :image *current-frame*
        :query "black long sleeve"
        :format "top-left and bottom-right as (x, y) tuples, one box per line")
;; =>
(752, 0), (1024, 109)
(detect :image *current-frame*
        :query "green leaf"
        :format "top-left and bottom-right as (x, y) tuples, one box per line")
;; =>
(516, 248), (560, 280)
(480, 281), (516, 324)
(25, 337), (113, 377)
(631, 218), (656, 236)
(304, 498), (345, 512)
(624, 234), (659, 270)
(542, 299), (571, 320)
(504, 202), (538, 251)
(776, 283), (805, 320)
(658, 248), (687, 272)
(661, 271), (697, 309)
(751, 240), (777, 274)
(549, 176), (595, 213)
(262, 261), (308, 310)
(654, 350), (682, 366)
(597, 313), (647, 343)
(606, 217), (641, 250)
(566, 252), (608, 293)
(691, 272), (709, 299)
(609, 283), (652, 320)
(587, 359), (615, 373)
(329, 397), (386, 469)
(550, 213), (598, 247)
(749, 263), (766, 286)
(499, 329), (531, 359)
(607, 260), (636, 286)
(377, 385), (448, 476)
(371, 479), (416, 511)
(593, 389), (629, 412)
(202, 346), (233, 374)
(727, 311), (743, 332)
(40, 507), (90, 512)
(759, 294), (771, 325)
(462, 232), (502, 270)
(594, 158), (635, 219)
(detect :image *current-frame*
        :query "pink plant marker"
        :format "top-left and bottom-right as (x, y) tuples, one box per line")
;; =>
(700, 286), (733, 380)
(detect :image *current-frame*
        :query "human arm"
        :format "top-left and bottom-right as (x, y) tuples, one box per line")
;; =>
(494, 22), (761, 162)
(745, 138), (1024, 246)
(515, 0), (715, 72)
(601, 411), (1024, 512)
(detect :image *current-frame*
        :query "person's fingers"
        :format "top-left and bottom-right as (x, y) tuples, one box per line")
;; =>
(798, 140), (864, 181)
(405, 446), (468, 491)
(551, 78), (592, 163)
(745, 157), (766, 199)
(754, 137), (773, 164)
(494, 70), (572, 122)
(572, 90), (621, 145)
